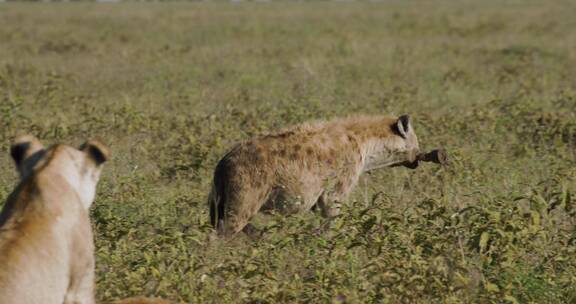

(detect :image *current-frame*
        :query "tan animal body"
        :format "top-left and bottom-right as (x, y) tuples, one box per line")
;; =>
(0, 135), (109, 304)
(209, 114), (420, 237)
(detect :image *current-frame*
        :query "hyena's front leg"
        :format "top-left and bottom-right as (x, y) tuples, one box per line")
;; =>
(318, 169), (362, 218)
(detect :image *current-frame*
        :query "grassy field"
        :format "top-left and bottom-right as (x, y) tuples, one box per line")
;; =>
(1, 1), (575, 303)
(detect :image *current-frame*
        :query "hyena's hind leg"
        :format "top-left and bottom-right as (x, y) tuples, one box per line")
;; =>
(208, 158), (269, 238)
(218, 186), (271, 238)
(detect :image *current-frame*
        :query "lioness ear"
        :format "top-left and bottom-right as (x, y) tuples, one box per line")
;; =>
(80, 140), (110, 165)
(392, 115), (411, 139)
(10, 135), (45, 169)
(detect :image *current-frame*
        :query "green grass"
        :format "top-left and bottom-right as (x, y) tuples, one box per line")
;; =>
(0, 1), (575, 303)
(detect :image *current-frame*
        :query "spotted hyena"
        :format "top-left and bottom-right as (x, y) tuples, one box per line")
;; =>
(208, 114), (420, 237)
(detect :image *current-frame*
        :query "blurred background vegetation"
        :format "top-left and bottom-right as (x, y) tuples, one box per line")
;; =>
(0, 0), (575, 302)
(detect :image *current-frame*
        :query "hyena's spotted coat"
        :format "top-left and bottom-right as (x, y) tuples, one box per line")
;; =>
(209, 114), (420, 237)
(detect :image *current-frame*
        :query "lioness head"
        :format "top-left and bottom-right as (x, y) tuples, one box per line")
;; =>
(10, 135), (110, 209)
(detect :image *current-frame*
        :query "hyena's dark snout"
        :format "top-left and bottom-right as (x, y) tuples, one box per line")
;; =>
(403, 150), (420, 169)
(402, 149), (449, 169)
(403, 160), (420, 169)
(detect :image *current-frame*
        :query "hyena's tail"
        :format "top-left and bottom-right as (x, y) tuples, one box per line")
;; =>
(208, 186), (221, 230)
(209, 156), (232, 232)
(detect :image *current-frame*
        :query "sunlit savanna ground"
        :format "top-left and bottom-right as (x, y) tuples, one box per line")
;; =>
(0, 1), (575, 302)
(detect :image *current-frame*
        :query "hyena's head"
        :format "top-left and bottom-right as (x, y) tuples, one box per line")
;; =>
(363, 115), (420, 171)
(11, 135), (110, 209)
(390, 115), (420, 169)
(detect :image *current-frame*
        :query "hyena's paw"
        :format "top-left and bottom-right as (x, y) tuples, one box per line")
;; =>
(320, 203), (341, 218)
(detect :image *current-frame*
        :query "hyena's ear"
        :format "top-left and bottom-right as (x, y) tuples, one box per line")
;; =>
(79, 140), (110, 166)
(10, 135), (45, 173)
(392, 115), (411, 139)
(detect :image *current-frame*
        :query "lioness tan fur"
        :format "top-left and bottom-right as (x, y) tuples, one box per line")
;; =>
(0, 135), (109, 304)
(209, 114), (420, 237)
